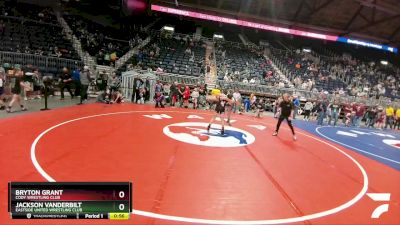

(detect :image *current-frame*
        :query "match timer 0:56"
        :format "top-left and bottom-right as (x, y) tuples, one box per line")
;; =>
(109, 212), (130, 220)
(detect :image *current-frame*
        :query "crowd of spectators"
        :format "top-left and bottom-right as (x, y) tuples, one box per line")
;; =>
(127, 33), (206, 76)
(216, 42), (281, 86)
(270, 46), (400, 99)
(64, 15), (148, 66)
(288, 96), (400, 130)
(0, 1), (57, 24)
(0, 63), (126, 110)
(2, 60), (399, 131)
(0, 4), (79, 60)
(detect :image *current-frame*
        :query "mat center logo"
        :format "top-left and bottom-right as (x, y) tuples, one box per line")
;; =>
(163, 122), (255, 147)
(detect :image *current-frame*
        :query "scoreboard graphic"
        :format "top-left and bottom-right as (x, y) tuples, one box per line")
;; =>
(8, 182), (132, 220)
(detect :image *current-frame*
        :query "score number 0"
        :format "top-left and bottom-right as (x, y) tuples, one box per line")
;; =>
(118, 191), (126, 211)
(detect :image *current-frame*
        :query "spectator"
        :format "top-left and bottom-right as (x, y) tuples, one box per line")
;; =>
(170, 81), (179, 107)
(328, 100), (341, 126)
(178, 83), (185, 107)
(395, 107), (400, 130)
(198, 84), (207, 108)
(0, 20), (4, 34)
(72, 68), (81, 97)
(136, 88), (145, 104)
(154, 80), (163, 93)
(6, 68), (29, 113)
(303, 100), (313, 121)
(182, 85), (191, 108)
(249, 77), (256, 84)
(316, 100), (327, 126)
(154, 91), (164, 108)
(385, 105), (395, 129)
(354, 103), (365, 127)
(375, 107), (385, 129)
(255, 99), (264, 118)
(32, 69), (42, 99)
(350, 103), (357, 126)
(109, 72), (120, 97)
(244, 97), (251, 112)
(342, 102), (352, 125)
(365, 106), (377, 128)
(292, 96), (300, 119)
(97, 70), (108, 93)
(59, 67), (74, 100)
(78, 66), (92, 105)
(0, 72), (5, 110)
(132, 76), (143, 103)
(232, 89), (241, 113)
(250, 93), (257, 108)
(191, 87), (199, 109)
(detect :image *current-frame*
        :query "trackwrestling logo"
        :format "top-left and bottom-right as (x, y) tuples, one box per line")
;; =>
(163, 122), (255, 147)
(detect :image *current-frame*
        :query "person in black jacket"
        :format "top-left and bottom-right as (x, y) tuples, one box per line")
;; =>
(170, 81), (178, 106)
(59, 67), (74, 100)
(132, 77), (143, 103)
(365, 106), (377, 128)
(272, 93), (296, 141)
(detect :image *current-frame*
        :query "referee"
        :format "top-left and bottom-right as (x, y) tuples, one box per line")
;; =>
(272, 93), (297, 141)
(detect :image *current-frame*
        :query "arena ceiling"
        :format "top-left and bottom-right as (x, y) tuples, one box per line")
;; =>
(152, 0), (400, 48)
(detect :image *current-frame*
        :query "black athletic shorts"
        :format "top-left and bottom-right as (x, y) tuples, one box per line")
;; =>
(11, 88), (21, 95)
(215, 104), (225, 114)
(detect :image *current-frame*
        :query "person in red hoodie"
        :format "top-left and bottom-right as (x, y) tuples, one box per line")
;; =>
(182, 86), (191, 108)
(354, 103), (365, 127)
(342, 102), (352, 125)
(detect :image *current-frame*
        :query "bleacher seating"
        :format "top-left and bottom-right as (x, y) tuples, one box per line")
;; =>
(0, 2), (82, 76)
(215, 42), (276, 85)
(0, 19), (79, 60)
(136, 34), (206, 77)
(0, 2), (57, 24)
(64, 14), (148, 66)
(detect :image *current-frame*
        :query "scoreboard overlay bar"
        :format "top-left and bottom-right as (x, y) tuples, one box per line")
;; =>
(8, 182), (132, 220)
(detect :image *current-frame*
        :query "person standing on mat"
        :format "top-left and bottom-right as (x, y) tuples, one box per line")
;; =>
(292, 96), (300, 120)
(59, 67), (74, 100)
(395, 107), (400, 130)
(132, 76), (143, 103)
(385, 105), (395, 129)
(72, 67), (81, 97)
(272, 93), (297, 141)
(0, 72), (5, 110)
(6, 68), (29, 113)
(207, 91), (233, 135)
(303, 100), (313, 121)
(78, 66), (92, 105)
(224, 90), (234, 125)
